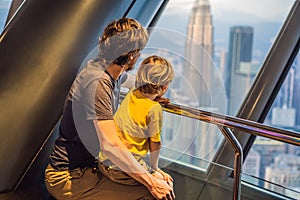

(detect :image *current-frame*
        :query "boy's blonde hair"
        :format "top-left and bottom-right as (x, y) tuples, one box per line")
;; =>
(135, 55), (175, 94)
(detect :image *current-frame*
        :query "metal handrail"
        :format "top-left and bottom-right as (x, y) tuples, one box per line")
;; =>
(120, 91), (300, 199)
(219, 126), (243, 200)
(160, 102), (300, 200)
(161, 103), (300, 146)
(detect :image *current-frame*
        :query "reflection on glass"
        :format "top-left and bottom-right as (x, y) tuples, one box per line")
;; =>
(136, 29), (226, 170)
(151, 0), (294, 173)
(242, 172), (300, 199)
(161, 152), (235, 199)
(244, 52), (300, 199)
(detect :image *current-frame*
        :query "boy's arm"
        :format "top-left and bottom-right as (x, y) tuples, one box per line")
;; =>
(149, 140), (161, 170)
(148, 104), (163, 171)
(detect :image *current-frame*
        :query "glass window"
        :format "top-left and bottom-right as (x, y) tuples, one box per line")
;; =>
(0, 0), (12, 33)
(142, 0), (294, 171)
(244, 51), (300, 199)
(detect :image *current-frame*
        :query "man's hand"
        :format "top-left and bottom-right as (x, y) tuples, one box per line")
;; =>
(149, 177), (175, 200)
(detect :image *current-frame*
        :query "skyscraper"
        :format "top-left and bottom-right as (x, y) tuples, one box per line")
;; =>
(161, 0), (226, 168)
(186, 0), (213, 56)
(165, 0), (224, 165)
(183, 0), (214, 107)
(271, 67), (296, 127)
(227, 26), (254, 114)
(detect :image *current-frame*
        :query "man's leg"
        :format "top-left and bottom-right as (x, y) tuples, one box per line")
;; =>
(45, 164), (154, 200)
(45, 164), (100, 200)
(92, 175), (155, 200)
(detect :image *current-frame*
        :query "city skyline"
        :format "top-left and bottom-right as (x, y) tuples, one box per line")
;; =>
(154, 0), (300, 197)
(155, 0), (293, 67)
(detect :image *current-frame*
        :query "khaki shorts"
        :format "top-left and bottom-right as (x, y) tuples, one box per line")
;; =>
(45, 164), (154, 200)
(98, 162), (140, 186)
(98, 157), (154, 186)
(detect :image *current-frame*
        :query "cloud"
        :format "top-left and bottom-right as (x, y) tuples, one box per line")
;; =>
(0, 0), (11, 9)
(164, 0), (194, 15)
(164, 0), (294, 23)
(211, 0), (294, 22)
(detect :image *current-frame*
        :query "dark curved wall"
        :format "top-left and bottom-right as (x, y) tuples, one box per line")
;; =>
(0, 0), (132, 193)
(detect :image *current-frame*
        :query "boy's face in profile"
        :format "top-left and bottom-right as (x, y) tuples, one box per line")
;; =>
(155, 84), (171, 103)
(158, 83), (170, 98)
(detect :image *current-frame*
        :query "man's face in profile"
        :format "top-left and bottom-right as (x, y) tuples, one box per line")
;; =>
(125, 51), (141, 72)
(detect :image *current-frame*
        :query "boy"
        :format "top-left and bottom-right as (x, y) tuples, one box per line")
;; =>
(99, 55), (175, 187)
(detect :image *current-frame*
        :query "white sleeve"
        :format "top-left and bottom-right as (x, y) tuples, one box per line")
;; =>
(121, 72), (135, 89)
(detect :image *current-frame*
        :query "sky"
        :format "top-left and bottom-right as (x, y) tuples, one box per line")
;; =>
(0, 0), (294, 23)
(0, 0), (10, 9)
(165, 0), (294, 23)
(0, 0), (295, 60)
(0, 0), (10, 31)
(153, 0), (295, 62)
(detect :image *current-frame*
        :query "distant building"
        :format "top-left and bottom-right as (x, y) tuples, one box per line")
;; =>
(243, 149), (260, 185)
(292, 54), (300, 128)
(268, 65), (297, 130)
(183, 0), (214, 106)
(226, 26), (254, 115)
(252, 137), (287, 187)
(219, 48), (227, 82)
(265, 154), (300, 197)
(230, 61), (258, 114)
(181, 0), (220, 163)
(160, 0), (225, 167)
(271, 107), (296, 127)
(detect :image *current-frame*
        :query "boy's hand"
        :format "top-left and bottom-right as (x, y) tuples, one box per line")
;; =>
(157, 169), (174, 188)
(155, 96), (170, 104)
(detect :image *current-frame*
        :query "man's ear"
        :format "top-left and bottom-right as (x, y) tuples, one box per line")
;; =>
(129, 55), (134, 61)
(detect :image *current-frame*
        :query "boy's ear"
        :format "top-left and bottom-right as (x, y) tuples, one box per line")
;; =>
(161, 85), (168, 90)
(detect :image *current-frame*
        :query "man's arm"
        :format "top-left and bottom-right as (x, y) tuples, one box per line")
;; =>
(94, 120), (175, 200)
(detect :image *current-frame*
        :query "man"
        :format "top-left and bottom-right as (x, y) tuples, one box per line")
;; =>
(45, 18), (174, 200)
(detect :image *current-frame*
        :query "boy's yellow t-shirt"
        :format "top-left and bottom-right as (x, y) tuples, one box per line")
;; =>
(99, 89), (162, 161)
